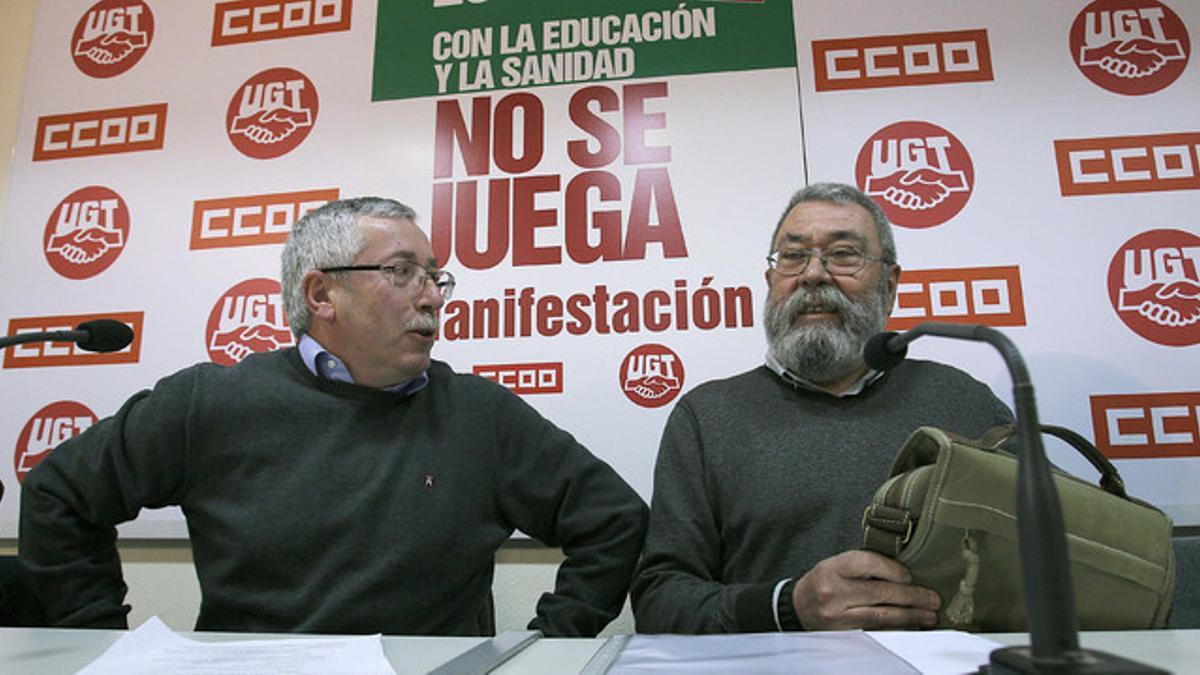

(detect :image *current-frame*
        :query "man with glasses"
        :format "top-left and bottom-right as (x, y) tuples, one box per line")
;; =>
(631, 183), (1011, 633)
(20, 197), (648, 637)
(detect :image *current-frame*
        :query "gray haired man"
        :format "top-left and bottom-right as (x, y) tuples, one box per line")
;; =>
(631, 183), (1011, 633)
(21, 197), (647, 637)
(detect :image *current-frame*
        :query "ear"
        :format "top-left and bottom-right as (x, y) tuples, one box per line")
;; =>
(883, 262), (902, 312)
(302, 269), (337, 324)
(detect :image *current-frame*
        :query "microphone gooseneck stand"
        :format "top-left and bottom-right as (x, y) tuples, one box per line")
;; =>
(866, 322), (1164, 674)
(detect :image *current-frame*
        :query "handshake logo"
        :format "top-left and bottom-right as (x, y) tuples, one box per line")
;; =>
(227, 68), (320, 160)
(42, 186), (130, 280)
(206, 279), (295, 366)
(1109, 229), (1200, 347)
(71, 0), (154, 78)
(620, 344), (685, 409)
(1070, 0), (1191, 95)
(856, 121), (975, 229)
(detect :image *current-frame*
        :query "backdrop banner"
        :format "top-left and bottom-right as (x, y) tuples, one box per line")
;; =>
(1, 0), (1197, 536)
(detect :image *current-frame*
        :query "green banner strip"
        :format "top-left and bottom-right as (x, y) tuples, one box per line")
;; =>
(373, 0), (797, 100)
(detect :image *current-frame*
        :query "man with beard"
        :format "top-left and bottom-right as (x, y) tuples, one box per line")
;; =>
(631, 183), (1011, 633)
(21, 197), (648, 637)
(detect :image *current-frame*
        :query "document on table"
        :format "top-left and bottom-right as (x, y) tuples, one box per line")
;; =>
(601, 629), (1002, 674)
(77, 616), (396, 675)
(606, 631), (920, 674)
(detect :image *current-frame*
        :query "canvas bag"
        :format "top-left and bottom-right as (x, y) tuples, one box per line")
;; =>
(860, 425), (1175, 631)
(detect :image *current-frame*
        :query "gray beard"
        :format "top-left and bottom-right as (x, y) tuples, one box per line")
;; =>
(764, 281), (890, 384)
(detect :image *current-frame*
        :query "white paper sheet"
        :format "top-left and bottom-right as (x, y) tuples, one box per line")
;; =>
(608, 631), (921, 674)
(77, 616), (395, 675)
(868, 630), (1004, 675)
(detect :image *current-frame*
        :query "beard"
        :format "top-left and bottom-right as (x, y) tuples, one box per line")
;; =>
(764, 278), (891, 384)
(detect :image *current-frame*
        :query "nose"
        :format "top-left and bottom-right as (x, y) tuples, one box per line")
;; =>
(415, 276), (446, 310)
(798, 253), (834, 286)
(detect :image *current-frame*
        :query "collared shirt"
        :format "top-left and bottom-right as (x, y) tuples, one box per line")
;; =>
(764, 349), (883, 398)
(298, 334), (428, 395)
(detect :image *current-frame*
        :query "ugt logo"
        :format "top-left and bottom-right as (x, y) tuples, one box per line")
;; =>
(620, 343), (684, 409)
(1107, 229), (1200, 347)
(206, 278), (294, 366)
(226, 67), (319, 160)
(71, 0), (154, 78)
(1070, 0), (1190, 96)
(43, 186), (130, 280)
(14, 401), (98, 485)
(855, 121), (974, 229)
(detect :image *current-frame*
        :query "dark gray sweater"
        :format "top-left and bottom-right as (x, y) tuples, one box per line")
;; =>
(631, 360), (1012, 633)
(20, 349), (648, 636)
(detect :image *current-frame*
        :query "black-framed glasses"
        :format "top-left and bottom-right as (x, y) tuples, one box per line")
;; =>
(766, 246), (887, 277)
(320, 261), (456, 300)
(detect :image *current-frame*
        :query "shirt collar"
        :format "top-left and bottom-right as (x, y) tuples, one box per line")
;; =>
(764, 349), (883, 398)
(298, 334), (428, 395)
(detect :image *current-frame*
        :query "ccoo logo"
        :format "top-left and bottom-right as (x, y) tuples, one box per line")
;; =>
(43, 186), (130, 280)
(206, 278), (294, 366)
(71, 0), (154, 78)
(855, 121), (974, 229)
(1070, 0), (1190, 96)
(13, 401), (98, 485)
(1107, 229), (1200, 347)
(226, 67), (319, 160)
(620, 343), (684, 408)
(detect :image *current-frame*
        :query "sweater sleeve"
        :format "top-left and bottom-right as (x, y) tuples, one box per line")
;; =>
(490, 388), (649, 637)
(19, 371), (195, 628)
(630, 399), (779, 634)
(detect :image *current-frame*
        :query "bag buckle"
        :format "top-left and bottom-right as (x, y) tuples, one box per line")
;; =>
(861, 505), (914, 544)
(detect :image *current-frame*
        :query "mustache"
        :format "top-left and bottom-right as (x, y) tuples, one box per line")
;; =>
(779, 284), (855, 322)
(403, 311), (439, 332)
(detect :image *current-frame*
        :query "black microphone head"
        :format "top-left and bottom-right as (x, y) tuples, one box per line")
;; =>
(864, 331), (906, 371)
(75, 319), (134, 353)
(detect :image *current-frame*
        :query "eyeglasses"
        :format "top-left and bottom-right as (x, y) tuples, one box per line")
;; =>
(766, 246), (887, 277)
(320, 261), (456, 300)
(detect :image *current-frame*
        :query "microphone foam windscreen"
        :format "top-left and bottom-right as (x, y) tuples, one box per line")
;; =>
(75, 319), (134, 353)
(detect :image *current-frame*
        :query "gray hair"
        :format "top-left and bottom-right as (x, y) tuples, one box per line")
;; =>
(769, 182), (897, 266)
(281, 197), (418, 338)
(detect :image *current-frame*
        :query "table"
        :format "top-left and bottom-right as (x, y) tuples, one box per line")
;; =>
(1, 626), (1195, 674)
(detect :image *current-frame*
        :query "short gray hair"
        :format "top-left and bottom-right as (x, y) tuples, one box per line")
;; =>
(769, 182), (897, 266)
(281, 197), (418, 337)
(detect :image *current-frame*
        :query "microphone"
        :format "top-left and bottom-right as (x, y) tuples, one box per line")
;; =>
(863, 331), (906, 371)
(0, 319), (134, 353)
(864, 322), (1161, 674)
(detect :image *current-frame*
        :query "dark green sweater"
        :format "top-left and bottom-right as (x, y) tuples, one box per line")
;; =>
(631, 360), (1012, 633)
(20, 349), (647, 636)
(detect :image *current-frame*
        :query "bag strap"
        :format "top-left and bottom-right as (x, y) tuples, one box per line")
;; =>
(984, 424), (1127, 498)
(861, 504), (913, 558)
(862, 424), (1134, 559)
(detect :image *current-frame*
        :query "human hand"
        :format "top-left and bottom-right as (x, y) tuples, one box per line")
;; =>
(792, 550), (940, 630)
